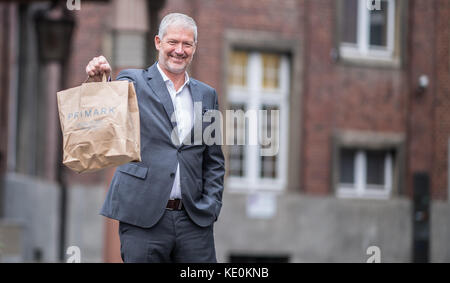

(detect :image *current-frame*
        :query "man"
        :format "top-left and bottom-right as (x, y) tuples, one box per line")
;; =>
(85, 13), (225, 263)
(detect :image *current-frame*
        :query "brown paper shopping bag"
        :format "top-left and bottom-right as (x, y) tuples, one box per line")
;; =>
(57, 74), (141, 173)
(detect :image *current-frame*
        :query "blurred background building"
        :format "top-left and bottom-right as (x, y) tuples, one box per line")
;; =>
(0, 0), (449, 262)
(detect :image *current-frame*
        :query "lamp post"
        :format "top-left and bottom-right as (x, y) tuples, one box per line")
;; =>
(34, 4), (75, 262)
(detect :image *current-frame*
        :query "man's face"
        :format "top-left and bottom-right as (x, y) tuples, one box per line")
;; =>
(155, 25), (196, 75)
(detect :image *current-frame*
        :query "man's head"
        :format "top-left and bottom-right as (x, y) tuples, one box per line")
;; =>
(155, 13), (197, 75)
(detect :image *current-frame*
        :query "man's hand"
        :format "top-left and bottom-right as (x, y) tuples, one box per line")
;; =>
(85, 55), (111, 82)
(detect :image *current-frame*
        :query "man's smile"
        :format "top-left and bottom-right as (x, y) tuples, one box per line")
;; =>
(169, 54), (187, 63)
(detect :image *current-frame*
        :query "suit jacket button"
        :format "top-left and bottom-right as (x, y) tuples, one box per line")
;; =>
(170, 173), (175, 178)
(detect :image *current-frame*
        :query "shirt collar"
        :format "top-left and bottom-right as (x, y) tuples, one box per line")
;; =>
(156, 62), (190, 87)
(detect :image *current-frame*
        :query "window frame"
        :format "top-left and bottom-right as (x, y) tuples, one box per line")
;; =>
(336, 0), (408, 67)
(337, 148), (394, 199)
(332, 130), (405, 199)
(226, 50), (290, 193)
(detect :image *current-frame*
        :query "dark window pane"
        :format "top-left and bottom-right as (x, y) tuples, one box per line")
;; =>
(342, 0), (358, 44)
(340, 148), (355, 183)
(369, 0), (388, 47)
(366, 150), (385, 185)
(229, 104), (246, 177)
(229, 146), (245, 177)
(260, 105), (278, 179)
(261, 156), (277, 179)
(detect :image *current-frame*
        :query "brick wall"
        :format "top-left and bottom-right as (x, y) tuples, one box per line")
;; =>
(67, 0), (449, 199)
(161, 0), (303, 95)
(303, 0), (408, 195)
(433, 0), (450, 200)
(407, 0), (448, 200)
(160, 0), (449, 200)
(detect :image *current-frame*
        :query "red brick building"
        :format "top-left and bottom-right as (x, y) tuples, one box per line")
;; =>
(0, 0), (449, 262)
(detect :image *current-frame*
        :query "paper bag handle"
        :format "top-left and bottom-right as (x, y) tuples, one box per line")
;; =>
(83, 73), (108, 83)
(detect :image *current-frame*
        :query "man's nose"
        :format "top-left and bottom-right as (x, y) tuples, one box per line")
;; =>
(174, 43), (184, 54)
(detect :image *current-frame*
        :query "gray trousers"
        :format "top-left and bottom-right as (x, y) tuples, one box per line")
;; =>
(119, 209), (217, 263)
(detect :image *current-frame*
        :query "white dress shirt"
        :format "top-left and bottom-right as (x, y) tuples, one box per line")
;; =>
(156, 63), (194, 200)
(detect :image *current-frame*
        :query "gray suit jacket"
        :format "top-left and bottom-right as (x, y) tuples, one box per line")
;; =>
(100, 63), (225, 228)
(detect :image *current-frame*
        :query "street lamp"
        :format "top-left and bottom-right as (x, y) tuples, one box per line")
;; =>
(35, 10), (75, 62)
(34, 4), (75, 262)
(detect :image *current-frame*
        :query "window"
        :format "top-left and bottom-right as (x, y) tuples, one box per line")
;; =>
(339, 0), (399, 63)
(113, 31), (147, 68)
(337, 148), (395, 199)
(226, 50), (290, 191)
(112, 0), (149, 68)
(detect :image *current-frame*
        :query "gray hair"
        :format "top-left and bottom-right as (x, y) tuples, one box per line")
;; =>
(158, 13), (198, 43)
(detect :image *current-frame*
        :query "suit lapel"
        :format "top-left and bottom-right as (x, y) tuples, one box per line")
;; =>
(181, 79), (203, 147)
(189, 79), (203, 112)
(146, 63), (204, 146)
(146, 63), (177, 130)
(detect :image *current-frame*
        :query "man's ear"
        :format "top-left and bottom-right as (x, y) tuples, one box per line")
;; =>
(154, 35), (161, 51)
